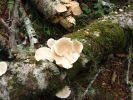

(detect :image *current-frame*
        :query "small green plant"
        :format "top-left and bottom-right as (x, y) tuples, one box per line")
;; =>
(79, 1), (114, 18)
(92, 1), (114, 18)
(87, 87), (96, 96)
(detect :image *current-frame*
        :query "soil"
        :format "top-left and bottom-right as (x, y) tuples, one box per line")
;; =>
(93, 55), (131, 100)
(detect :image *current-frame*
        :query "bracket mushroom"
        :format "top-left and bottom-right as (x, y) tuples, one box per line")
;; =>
(34, 37), (83, 69)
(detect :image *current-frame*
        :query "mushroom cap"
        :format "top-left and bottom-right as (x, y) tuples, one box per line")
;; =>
(59, 17), (73, 29)
(56, 86), (71, 98)
(64, 52), (80, 64)
(47, 38), (56, 48)
(60, 0), (71, 3)
(0, 61), (7, 76)
(69, 1), (82, 16)
(72, 40), (83, 53)
(66, 16), (76, 25)
(51, 48), (72, 69)
(52, 38), (83, 66)
(56, 56), (73, 69)
(53, 37), (73, 57)
(54, 4), (67, 13)
(34, 47), (54, 62)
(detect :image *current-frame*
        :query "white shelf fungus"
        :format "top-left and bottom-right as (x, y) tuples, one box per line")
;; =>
(54, 4), (67, 13)
(47, 38), (56, 48)
(53, 38), (73, 56)
(68, 1), (82, 16)
(72, 40), (83, 53)
(34, 37), (83, 69)
(34, 47), (54, 62)
(66, 16), (76, 25)
(0, 61), (8, 76)
(56, 86), (71, 98)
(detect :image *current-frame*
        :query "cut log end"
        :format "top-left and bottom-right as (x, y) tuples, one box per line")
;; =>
(31, 0), (82, 30)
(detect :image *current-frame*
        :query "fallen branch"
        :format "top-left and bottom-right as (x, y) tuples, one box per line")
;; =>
(126, 46), (133, 85)
(19, 2), (38, 49)
(9, 0), (20, 53)
(126, 45), (133, 100)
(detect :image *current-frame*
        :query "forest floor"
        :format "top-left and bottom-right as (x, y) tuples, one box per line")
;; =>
(91, 54), (132, 100)
(0, 0), (133, 100)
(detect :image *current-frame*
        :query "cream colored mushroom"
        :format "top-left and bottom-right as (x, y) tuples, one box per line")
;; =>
(47, 38), (56, 48)
(64, 39), (83, 64)
(59, 17), (74, 29)
(55, 56), (73, 69)
(64, 3), (71, 7)
(66, 16), (76, 25)
(53, 37), (73, 57)
(34, 37), (83, 69)
(69, 1), (82, 16)
(51, 48), (73, 69)
(72, 39), (83, 53)
(60, 0), (71, 3)
(34, 47), (54, 62)
(65, 52), (80, 64)
(54, 4), (67, 13)
(56, 86), (71, 98)
(52, 38), (83, 66)
(0, 61), (7, 76)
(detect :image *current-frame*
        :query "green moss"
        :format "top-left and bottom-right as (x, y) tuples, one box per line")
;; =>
(8, 75), (26, 100)
(65, 29), (89, 40)
(65, 20), (126, 61)
(67, 58), (84, 80)
(8, 72), (40, 100)
(88, 20), (126, 51)
(47, 74), (66, 94)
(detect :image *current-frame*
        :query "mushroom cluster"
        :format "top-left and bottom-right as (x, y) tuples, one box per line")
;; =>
(35, 37), (83, 69)
(54, 0), (82, 25)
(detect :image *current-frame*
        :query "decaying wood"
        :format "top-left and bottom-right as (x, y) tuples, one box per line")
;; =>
(0, 9), (132, 99)
(30, 0), (82, 29)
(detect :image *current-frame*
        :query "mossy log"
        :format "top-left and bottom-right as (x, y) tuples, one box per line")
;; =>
(0, 17), (132, 100)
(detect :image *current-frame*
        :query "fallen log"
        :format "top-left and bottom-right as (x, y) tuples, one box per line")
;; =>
(30, 0), (82, 29)
(0, 10), (133, 100)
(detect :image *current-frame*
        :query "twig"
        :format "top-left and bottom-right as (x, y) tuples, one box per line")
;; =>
(9, 0), (21, 53)
(0, 18), (12, 34)
(7, 0), (15, 20)
(126, 45), (133, 100)
(80, 68), (104, 100)
(126, 46), (132, 84)
(0, 17), (17, 52)
(0, 0), (20, 57)
(19, 2), (38, 49)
